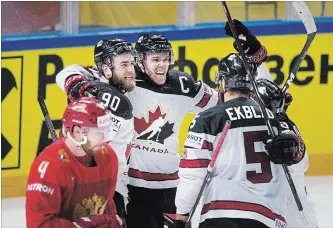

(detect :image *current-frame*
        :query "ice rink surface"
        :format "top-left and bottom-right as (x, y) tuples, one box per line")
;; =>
(2, 176), (333, 228)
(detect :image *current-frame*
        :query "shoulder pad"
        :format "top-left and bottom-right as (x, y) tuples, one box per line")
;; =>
(166, 70), (197, 96)
(36, 139), (71, 166)
(90, 81), (133, 120)
(168, 70), (195, 85)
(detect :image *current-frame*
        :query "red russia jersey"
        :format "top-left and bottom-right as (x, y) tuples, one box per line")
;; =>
(25, 137), (118, 228)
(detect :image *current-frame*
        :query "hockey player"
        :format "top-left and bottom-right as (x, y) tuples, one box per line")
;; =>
(256, 78), (318, 228)
(26, 97), (125, 228)
(224, 19), (316, 227)
(125, 34), (220, 228)
(174, 54), (303, 228)
(126, 33), (275, 228)
(56, 38), (137, 219)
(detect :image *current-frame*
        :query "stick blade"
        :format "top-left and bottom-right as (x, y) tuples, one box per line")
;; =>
(292, 1), (317, 34)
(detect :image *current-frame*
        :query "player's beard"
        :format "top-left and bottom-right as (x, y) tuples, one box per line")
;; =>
(111, 72), (136, 92)
(81, 141), (102, 156)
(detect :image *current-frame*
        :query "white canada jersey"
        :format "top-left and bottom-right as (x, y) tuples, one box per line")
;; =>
(126, 70), (219, 189)
(176, 97), (290, 228)
(56, 64), (134, 197)
(277, 112), (318, 227)
(253, 63), (317, 227)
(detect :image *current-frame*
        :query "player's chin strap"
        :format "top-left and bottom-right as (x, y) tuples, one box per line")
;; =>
(67, 133), (88, 148)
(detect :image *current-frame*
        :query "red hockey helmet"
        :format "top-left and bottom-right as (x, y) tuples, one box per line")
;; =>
(62, 97), (114, 144)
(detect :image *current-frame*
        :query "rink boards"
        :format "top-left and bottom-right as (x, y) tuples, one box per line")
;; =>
(2, 19), (333, 198)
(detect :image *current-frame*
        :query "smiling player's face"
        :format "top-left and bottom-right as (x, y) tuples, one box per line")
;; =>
(143, 52), (170, 85)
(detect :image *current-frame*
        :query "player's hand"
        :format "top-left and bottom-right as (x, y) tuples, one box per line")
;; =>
(164, 219), (186, 228)
(73, 214), (125, 228)
(68, 81), (98, 102)
(264, 133), (300, 165)
(174, 220), (187, 228)
(164, 213), (188, 228)
(224, 19), (268, 65)
(65, 75), (86, 96)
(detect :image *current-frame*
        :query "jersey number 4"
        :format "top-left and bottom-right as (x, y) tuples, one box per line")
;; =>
(38, 161), (50, 179)
(244, 131), (272, 184)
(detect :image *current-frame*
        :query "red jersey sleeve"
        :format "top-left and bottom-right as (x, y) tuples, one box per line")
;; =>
(25, 157), (74, 228)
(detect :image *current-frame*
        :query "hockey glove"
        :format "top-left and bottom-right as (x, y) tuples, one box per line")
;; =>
(174, 220), (186, 228)
(73, 214), (125, 228)
(164, 213), (188, 228)
(225, 19), (268, 65)
(65, 75), (87, 93)
(68, 81), (98, 103)
(264, 132), (300, 165)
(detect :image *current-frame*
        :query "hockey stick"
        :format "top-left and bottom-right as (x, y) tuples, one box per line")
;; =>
(220, 1), (307, 225)
(281, 1), (317, 96)
(185, 120), (232, 228)
(38, 96), (58, 142)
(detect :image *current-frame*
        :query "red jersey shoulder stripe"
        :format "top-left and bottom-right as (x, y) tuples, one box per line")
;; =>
(195, 92), (212, 108)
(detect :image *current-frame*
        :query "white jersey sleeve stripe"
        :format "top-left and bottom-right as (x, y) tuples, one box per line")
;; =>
(188, 82), (219, 114)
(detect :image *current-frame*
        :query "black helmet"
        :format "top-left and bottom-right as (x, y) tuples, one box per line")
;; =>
(215, 53), (256, 92)
(94, 38), (138, 73)
(135, 34), (174, 64)
(256, 79), (285, 113)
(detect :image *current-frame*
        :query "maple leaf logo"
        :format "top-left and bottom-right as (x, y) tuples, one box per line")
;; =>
(134, 105), (174, 144)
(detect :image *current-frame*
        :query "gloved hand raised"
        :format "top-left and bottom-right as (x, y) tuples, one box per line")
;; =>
(225, 19), (268, 65)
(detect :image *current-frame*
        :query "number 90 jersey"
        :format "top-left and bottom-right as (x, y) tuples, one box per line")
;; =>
(56, 65), (134, 198)
(176, 97), (290, 228)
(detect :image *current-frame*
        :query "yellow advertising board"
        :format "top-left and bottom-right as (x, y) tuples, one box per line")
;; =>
(1, 33), (333, 198)
(2, 57), (23, 170)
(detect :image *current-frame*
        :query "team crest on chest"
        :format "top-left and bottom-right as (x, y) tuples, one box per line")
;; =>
(134, 105), (174, 144)
(73, 193), (106, 221)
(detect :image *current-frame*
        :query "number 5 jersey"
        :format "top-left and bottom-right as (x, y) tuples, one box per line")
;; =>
(176, 97), (295, 228)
